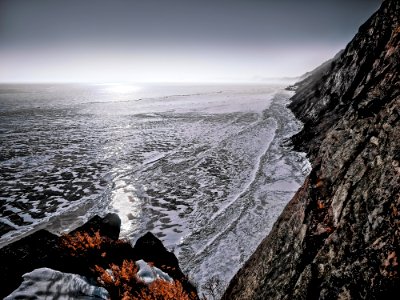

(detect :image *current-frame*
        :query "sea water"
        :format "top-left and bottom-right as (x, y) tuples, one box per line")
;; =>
(0, 83), (310, 295)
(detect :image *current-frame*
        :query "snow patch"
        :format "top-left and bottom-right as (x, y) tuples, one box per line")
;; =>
(136, 259), (173, 284)
(5, 268), (109, 300)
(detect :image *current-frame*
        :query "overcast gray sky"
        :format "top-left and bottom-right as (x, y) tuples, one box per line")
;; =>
(0, 0), (381, 83)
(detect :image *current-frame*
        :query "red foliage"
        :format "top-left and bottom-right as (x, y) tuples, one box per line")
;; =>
(60, 231), (197, 299)
(60, 231), (103, 256)
(94, 260), (196, 300)
(131, 279), (195, 300)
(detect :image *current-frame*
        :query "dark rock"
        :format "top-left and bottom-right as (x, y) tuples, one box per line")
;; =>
(132, 232), (198, 297)
(0, 221), (15, 237)
(288, 0), (400, 162)
(0, 214), (199, 299)
(0, 230), (60, 298)
(71, 213), (121, 240)
(134, 232), (182, 279)
(223, 1), (400, 299)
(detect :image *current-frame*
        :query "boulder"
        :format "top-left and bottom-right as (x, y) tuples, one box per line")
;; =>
(0, 214), (198, 299)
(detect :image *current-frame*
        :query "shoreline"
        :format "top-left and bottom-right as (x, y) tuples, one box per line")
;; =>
(223, 1), (400, 298)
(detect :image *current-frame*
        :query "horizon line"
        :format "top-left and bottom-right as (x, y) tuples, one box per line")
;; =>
(0, 77), (301, 85)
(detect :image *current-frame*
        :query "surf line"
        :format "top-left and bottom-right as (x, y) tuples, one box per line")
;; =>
(209, 118), (277, 223)
(192, 118), (278, 258)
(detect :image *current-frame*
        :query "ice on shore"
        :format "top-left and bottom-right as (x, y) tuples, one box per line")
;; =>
(5, 268), (109, 300)
(136, 259), (173, 284)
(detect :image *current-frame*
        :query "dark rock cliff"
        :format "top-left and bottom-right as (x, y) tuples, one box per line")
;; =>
(223, 1), (400, 299)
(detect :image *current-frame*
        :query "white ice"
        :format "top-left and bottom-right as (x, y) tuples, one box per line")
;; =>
(5, 268), (109, 300)
(135, 259), (173, 284)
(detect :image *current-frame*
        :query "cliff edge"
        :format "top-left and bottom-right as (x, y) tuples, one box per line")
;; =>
(223, 1), (400, 299)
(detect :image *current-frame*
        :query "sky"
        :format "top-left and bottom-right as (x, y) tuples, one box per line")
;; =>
(0, 0), (381, 83)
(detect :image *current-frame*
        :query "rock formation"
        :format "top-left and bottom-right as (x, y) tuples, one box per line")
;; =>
(0, 214), (199, 299)
(223, 0), (400, 299)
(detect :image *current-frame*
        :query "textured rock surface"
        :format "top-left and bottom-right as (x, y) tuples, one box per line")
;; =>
(0, 213), (120, 298)
(0, 214), (198, 299)
(223, 1), (400, 299)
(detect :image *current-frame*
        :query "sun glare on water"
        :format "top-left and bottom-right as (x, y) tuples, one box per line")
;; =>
(103, 83), (141, 94)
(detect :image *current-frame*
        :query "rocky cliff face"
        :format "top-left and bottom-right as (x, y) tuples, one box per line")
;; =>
(223, 1), (400, 299)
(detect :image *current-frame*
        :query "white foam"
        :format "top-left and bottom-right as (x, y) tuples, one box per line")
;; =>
(0, 84), (309, 298)
(210, 119), (277, 222)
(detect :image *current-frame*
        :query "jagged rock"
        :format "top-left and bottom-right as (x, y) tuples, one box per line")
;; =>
(0, 229), (62, 298)
(223, 1), (400, 299)
(0, 214), (199, 299)
(133, 232), (198, 297)
(0, 213), (121, 298)
(70, 213), (121, 240)
(134, 232), (180, 277)
(288, 0), (400, 162)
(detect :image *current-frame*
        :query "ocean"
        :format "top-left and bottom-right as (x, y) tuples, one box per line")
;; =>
(0, 83), (309, 295)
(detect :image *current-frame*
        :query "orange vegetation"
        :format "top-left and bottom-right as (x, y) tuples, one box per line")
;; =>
(60, 230), (129, 260)
(133, 279), (195, 300)
(95, 260), (196, 300)
(60, 231), (197, 299)
(61, 231), (103, 256)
